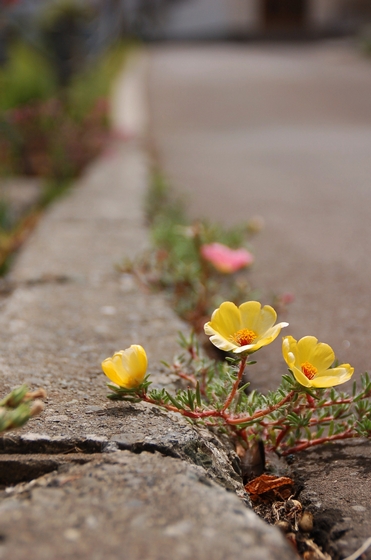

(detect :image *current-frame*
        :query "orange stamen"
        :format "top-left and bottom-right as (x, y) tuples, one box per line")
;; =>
(232, 328), (256, 347)
(301, 361), (317, 380)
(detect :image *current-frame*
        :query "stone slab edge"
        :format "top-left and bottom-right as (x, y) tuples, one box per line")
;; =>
(0, 51), (298, 559)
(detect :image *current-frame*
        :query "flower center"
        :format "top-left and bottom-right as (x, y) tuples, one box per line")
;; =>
(232, 328), (257, 347)
(301, 361), (318, 380)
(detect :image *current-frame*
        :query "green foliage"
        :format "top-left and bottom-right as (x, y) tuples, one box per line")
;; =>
(0, 199), (13, 232)
(144, 171), (185, 226)
(107, 332), (371, 456)
(0, 40), (130, 180)
(0, 40), (131, 276)
(0, 43), (57, 111)
(67, 43), (132, 121)
(39, 0), (94, 29)
(0, 385), (45, 433)
(129, 171), (257, 330)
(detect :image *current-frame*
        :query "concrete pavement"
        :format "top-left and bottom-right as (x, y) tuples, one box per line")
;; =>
(0, 41), (371, 560)
(0, 53), (296, 560)
(147, 41), (371, 559)
(148, 41), (371, 391)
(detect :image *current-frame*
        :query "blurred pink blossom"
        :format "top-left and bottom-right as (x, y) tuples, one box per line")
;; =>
(201, 242), (254, 274)
(280, 293), (295, 305)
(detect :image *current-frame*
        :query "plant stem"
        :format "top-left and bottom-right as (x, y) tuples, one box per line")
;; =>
(221, 356), (247, 412)
(281, 429), (355, 455)
(271, 425), (291, 451)
(173, 369), (197, 386)
(141, 394), (220, 419)
(226, 390), (296, 425)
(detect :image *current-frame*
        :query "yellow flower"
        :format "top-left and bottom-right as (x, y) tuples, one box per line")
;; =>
(204, 301), (288, 354)
(101, 345), (147, 389)
(282, 335), (354, 388)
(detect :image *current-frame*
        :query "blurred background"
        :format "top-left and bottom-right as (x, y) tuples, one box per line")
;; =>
(1, 0), (370, 188)
(1, 0), (371, 389)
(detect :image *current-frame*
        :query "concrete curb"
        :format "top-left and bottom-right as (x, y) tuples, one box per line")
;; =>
(0, 53), (297, 559)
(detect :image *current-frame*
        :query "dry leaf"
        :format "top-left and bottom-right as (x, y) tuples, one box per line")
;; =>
(245, 473), (294, 502)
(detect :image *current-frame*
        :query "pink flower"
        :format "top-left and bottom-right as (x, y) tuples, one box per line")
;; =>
(201, 243), (254, 274)
(280, 293), (295, 305)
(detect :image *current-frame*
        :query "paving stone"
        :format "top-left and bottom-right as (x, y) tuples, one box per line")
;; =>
(0, 58), (297, 559)
(0, 451), (297, 560)
(294, 441), (371, 559)
(148, 43), (371, 559)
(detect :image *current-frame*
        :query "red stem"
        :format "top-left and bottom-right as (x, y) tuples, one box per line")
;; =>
(272, 425), (291, 451)
(141, 386), (297, 427)
(322, 398), (352, 407)
(226, 390), (296, 425)
(306, 393), (315, 407)
(221, 355), (247, 412)
(141, 394), (220, 419)
(320, 389), (371, 408)
(281, 429), (355, 455)
(176, 371), (197, 386)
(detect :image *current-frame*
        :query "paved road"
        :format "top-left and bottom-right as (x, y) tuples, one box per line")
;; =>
(148, 42), (371, 391)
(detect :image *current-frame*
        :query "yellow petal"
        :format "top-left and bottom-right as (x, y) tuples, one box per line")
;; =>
(125, 345), (148, 386)
(208, 301), (241, 339)
(297, 337), (335, 371)
(311, 364), (354, 388)
(282, 336), (297, 365)
(283, 336), (354, 389)
(205, 300), (288, 355)
(101, 357), (125, 386)
(296, 336), (319, 365)
(204, 329), (239, 352)
(290, 365), (312, 388)
(101, 345), (147, 389)
(255, 304), (278, 335)
(239, 301), (263, 331)
(112, 351), (127, 378)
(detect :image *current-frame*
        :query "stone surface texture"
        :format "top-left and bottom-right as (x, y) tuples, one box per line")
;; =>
(148, 42), (371, 559)
(0, 55), (297, 559)
(148, 42), (371, 388)
(0, 452), (293, 560)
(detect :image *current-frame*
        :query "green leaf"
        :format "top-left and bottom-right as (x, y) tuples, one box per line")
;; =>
(0, 385), (29, 408)
(315, 426), (325, 439)
(237, 382), (250, 393)
(225, 356), (240, 365)
(282, 374), (295, 386)
(187, 389), (195, 411)
(196, 382), (202, 407)
(166, 393), (184, 410)
(328, 420), (335, 437)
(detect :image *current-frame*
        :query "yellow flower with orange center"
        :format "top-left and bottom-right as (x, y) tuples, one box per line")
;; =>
(204, 301), (288, 354)
(101, 345), (147, 389)
(282, 335), (354, 388)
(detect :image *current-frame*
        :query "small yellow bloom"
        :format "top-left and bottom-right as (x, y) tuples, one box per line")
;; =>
(204, 301), (288, 354)
(282, 335), (354, 388)
(101, 345), (147, 389)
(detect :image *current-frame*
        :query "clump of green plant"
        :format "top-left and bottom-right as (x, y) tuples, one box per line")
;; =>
(0, 41), (129, 181)
(0, 385), (46, 433)
(123, 172), (260, 332)
(0, 39), (130, 273)
(101, 301), (367, 458)
(0, 42), (58, 111)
